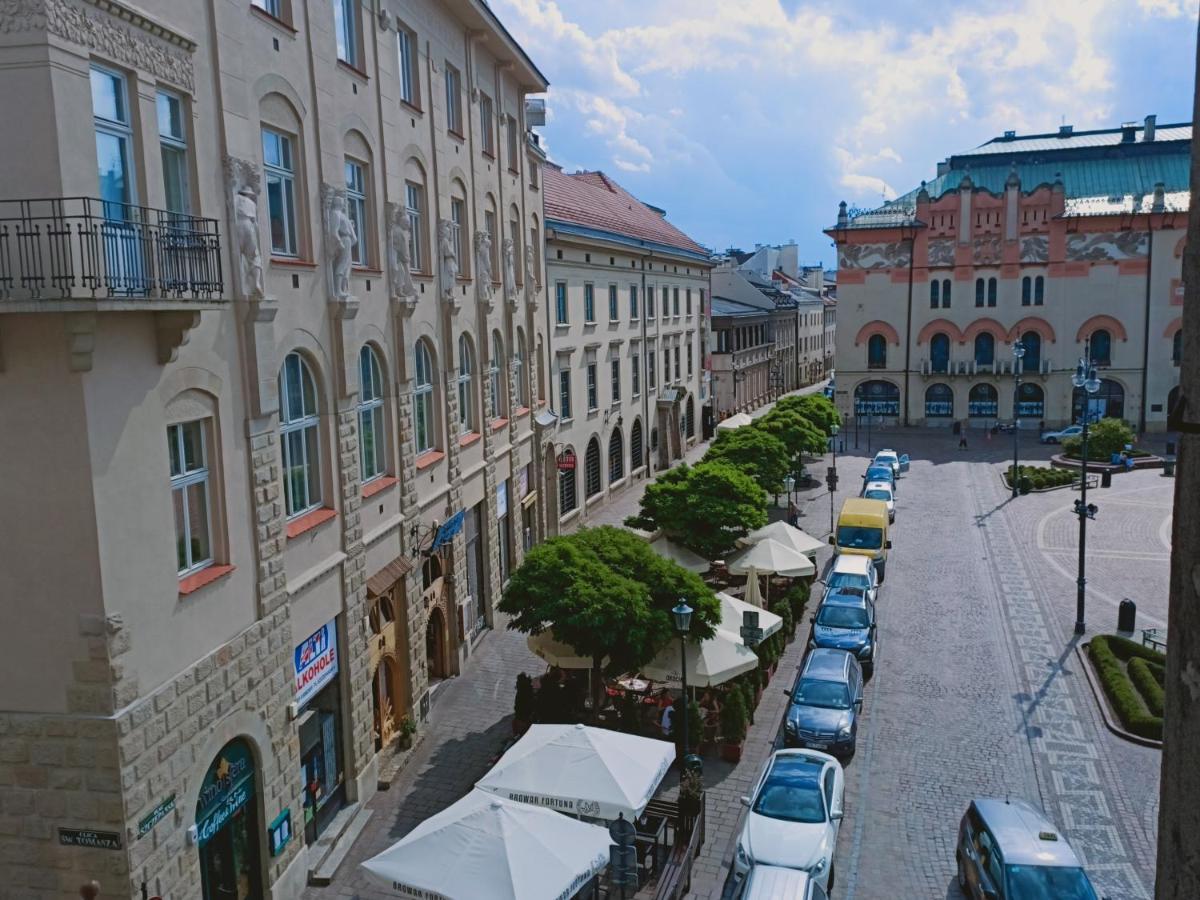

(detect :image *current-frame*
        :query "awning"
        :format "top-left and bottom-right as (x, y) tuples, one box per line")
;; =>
(521, 489), (538, 508)
(366, 556), (414, 597)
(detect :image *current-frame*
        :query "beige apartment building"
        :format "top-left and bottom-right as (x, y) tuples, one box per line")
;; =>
(0, 1), (549, 897)
(542, 166), (713, 526)
(829, 117), (1187, 432)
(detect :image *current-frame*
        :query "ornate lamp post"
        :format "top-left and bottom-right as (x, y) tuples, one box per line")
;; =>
(783, 474), (796, 522)
(1071, 348), (1101, 635)
(1011, 341), (1026, 498)
(671, 600), (694, 759)
(828, 422), (840, 534)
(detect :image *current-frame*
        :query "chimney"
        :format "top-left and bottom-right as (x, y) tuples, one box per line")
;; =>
(1120, 122), (1137, 143)
(1144, 114), (1157, 142)
(1058, 124), (1073, 137)
(1003, 130), (1016, 140)
(837, 201), (848, 227)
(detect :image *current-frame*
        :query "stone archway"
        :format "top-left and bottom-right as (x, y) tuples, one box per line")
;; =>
(426, 607), (447, 681)
(372, 654), (405, 751)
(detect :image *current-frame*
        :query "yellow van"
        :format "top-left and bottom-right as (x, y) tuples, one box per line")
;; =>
(831, 497), (891, 580)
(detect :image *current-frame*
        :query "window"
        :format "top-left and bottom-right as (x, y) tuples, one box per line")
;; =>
(587, 363), (598, 411)
(975, 278), (985, 307)
(924, 383), (953, 419)
(92, 66), (136, 213)
(609, 429), (624, 482)
(559, 369), (572, 419)
(609, 285), (619, 321)
(687, 343), (693, 376)
(673, 287), (680, 316)
(686, 289), (692, 315)
(262, 128), (298, 256)
(930, 333), (950, 373)
(169, 420), (212, 574)
(1090, 329), (1112, 366)
(450, 197), (465, 274)
(867, 334), (887, 369)
(974, 333), (995, 366)
(510, 214), (522, 285)
(445, 63), (462, 134)
(1021, 331), (1042, 373)
(584, 284), (595, 323)
(559, 463), (577, 515)
(632, 354), (640, 396)
(611, 358), (621, 402)
(1017, 382), (1045, 418)
(648, 349), (657, 388)
(479, 93), (495, 156)
(663, 287), (670, 319)
(1173, 329), (1183, 365)
(157, 91), (189, 215)
(457, 334), (475, 432)
(930, 280), (940, 309)
(405, 181), (424, 272)
(333, 0), (359, 68)
(396, 26), (417, 106)
(253, 0), (283, 17)
(968, 383), (998, 418)
(358, 347), (385, 482)
(987, 277), (997, 307)
(631, 419), (643, 470)
(1034, 276), (1044, 305)
(515, 330), (528, 407)
(646, 286), (654, 318)
(506, 115), (519, 172)
(279, 353), (322, 517)
(490, 332), (505, 419)
(585, 438), (602, 498)
(673, 347), (680, 380)
(555, 282), (568, 324)
(345, 159), (368, 266)
(414, 340), (436, 453)
(630, 285), (639, 320)
(663, 350), (670, 384)
(530, 225), (541, 283)
(700, 289), (706, 314)
(1021, 276), (1031, 306)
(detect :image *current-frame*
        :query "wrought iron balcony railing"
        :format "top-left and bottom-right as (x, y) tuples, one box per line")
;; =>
(0, 197), (223, 302)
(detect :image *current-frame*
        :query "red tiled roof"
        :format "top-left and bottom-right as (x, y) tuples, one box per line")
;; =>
(542, 165), (709, 257)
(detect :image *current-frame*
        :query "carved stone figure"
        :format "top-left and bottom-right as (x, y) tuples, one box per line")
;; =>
(927, 239), (955, 268)
(524, 242), (537, 287)
(224, 156), (264, 302)
(324, 186), (356, 302)
(387, 201), (418, 309)
(439, 218), (459, 305)
(502, 236), (517, 305)
(474, 230), (493, 306)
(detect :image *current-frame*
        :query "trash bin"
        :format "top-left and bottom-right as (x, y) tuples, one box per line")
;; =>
(1163, 458), (1176, 477)
(1118, 599), (1137, 633)
(1101, 470), (1113, 488)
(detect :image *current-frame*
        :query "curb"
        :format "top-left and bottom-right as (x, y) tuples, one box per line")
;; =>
(1074, 644), (1163, 750)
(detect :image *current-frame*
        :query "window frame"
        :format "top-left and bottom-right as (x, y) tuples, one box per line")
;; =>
(253, 0), (285, 19)
(987, 277), (997, 307)
(867, 334), (887, 369)
(632, 353), (640, 396)
(479, 92), (495, 157)
(169, 419), (214, 576)
(92, 64), (137, 211)
(506, 114), (520, 173)
(584, 283), (596, 323)
(457, 333), (476, 433)
(587, 363), (598, 411)
(609, 429), (624, 483)
(1034, 276), (1044, 306)
(358, 346), (386, 483)
(555, 281), (569, 324)
(490, 331), (506, 420)
(450, 196), (466, 275)
(156, 89), (190, 216)
(585, 438), (602, 499)
(559, 464), (577, 516)
(414, 340), (437, 454)
(345, 157), (369, 267)
(648, 349), (657, 389)
(279, 352), (323, 518)
(262, 127), (299, 258)
(444, 62), (463, 135)
(396, 25), (419, 107)
(559, 368), (572, 419)
(333, 0), (361, 69)
(405, 180), (424, 273)
(611, 358), (621, 402)
(515, 330), (528, 407)
(609, 284), (619, 322)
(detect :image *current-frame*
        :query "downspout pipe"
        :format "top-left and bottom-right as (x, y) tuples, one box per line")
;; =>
(1139, 215), (1156, 435)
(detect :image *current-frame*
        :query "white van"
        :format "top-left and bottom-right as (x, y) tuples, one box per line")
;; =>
(736, 865), (828, 900)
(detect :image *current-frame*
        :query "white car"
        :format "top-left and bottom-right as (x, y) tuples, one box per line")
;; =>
(872, 449), (908, 478)
(733, 749), (845, 895)
(1040, 424), (1083, 444)
(825, 554), (879, 604)
(861, 480), (895, 522)
(736, 865), (829, 900)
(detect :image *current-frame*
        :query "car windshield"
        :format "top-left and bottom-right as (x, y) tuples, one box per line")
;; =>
(866, 467), (892, 481)
(792, 678), (851, 710)
(837, 526), (883, 550)
(875, 455), (896, 465)
(1005, 865), (1098, 900)
(828, 572), (869, 592)
(865, 489), (890, 501)
(816, 605), (869, 628)
(753, 774), (826, 824)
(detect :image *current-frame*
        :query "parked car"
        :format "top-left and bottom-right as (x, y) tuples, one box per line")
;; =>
(862, 464), (896, 492)
(957, 798), (1100, 900)
(824, 554), (879, 603)
(809, 589), (877, 675)
(783, 648), (864, 757)
(733, 749), (845, 894)
(872, 449), (908, 477)
(1040, 424), (1083, 444)
(735, 865), (829, 900)
(861, 480), (895, 522)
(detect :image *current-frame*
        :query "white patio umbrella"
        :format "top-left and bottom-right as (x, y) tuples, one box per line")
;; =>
(742, 570), (766, 608)
(476, 724), (675, 821)
(361, 790), (611, 900)
(740, 520), (827, 560)
(640, 628), (760, 688)
(716, 412), (753, 431)
(647, 534), (710, 573)
(727, 538), (816, 578)
(527, 630), (607, 670)
(718, 591), (782, 640)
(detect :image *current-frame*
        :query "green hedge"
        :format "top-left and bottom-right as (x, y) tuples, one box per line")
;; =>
(1128, 658), (1165, 718)
(1004, 465), (1075, 492)
(1099, 633), (1167, 665)
(1088, 637), (1162, 741)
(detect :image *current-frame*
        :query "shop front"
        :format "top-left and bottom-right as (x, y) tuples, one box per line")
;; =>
(196, 738), (262, 900)
(292, 619), (346, 844)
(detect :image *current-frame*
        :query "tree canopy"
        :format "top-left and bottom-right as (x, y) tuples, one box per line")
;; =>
(774, 393), (841, 436)
(704, 426), (790, 494)
(755, 408), (827, 459)
(625, 461), (766, 560)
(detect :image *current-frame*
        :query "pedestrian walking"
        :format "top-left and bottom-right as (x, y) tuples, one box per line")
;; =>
(957, 421), (968, 449)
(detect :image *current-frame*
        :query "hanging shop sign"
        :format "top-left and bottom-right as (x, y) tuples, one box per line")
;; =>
(430, 509), (465, 553)
(195, 740), (255, 849)
(556, 449), (576, 471)
(137, 793), (176, 839)
(294, 620), (339, 706)
(58, 828), (122, 850)
(268, 809), (293, 857)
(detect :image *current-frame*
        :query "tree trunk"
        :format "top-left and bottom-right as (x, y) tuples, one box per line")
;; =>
(1155, 26), (1200, 898)
(592, 655), (604, 725)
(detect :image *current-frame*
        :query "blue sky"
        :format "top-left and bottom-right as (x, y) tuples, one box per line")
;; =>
(494, 0), (1197, 267)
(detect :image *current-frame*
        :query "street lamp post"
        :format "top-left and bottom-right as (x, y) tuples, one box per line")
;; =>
(1011, 341), (1026, 498)
(783, 474), (796, 524)
(671, 600), (693, 760)
(829, 423), (840, 534)
(1071, 348), (1101, 635)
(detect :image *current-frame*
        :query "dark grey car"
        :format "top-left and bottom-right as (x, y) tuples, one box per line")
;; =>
(783, 648), (864, 758)
(808, 588), (877, 675)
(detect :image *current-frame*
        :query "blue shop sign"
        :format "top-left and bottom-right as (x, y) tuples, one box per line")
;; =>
(430, 510), (465, 553)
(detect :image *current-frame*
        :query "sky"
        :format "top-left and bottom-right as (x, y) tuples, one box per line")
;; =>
(492, 0), (1197, 267)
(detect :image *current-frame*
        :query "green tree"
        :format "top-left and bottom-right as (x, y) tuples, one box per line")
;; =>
(1062, 417), (1136, 461)
(775, 393), (841, 436)
(704, 426), (790, 494)
(626, 461), (766, 560)
(756, 409), (827, 461)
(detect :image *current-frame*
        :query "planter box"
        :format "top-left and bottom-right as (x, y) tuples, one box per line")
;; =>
(720, 742), (744, 763)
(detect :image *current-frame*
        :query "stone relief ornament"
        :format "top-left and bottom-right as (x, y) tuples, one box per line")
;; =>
(438, 218), (459, 309)
(524, 244), (540, 310)
(837, 241), (911, 270)
(1020, 235), (1049, 264)
(224, 156), (265, 302)
(502, 236), (517, 307)
(927, 239), (955, 268)
(323, 185), (356, 303)
(474, 230), (494, 308)
(386, 201), (418, 311)
(1067, 231), (1149, 262)
(972, 236), (1002, 266)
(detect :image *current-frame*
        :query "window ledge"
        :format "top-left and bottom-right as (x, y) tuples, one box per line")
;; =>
(482, 150), (496, 161)
(416, 449), (446, 470)
(286, 507), (337, 539)
(179, 564), (235, 597)
(448, 129), (466, 142)
(362, 475), (398, 499)
(514, 406), (531, 418)
(490, 418), (510, 432)
(337, 59), (369, 81)
(400, 99), (423, 116)
(559, 508), (581, 525)
(352, 265), (383, 275)
(250, 4), (297, 34)
(270, 257), (318, 269)
(459, 431), (481, 448)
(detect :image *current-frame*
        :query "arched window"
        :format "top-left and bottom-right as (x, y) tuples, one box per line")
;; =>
(968, 383), (998, 418)
(1090, 329), (1112, 366)
(1016, 382), (1044, 418)
(608, 428), (624, 482)
(515, 328), (528, 407)
(1073, 379), (1124, 422)
(1034, 276), (1044, 305)
(974, 333), (995, 366)
(413, 339), (436, 453)
(490, 331), (506, 420)
(975, 278), (985, 307)
(630, 418), (643, 471)
(930, 333), (950, 373)
(358, 346), (385, 482)
(279, 352), (321, 517)
(924, 382), (953, 418)
(559, 456), (577, 516)
(930, 280), (939, 309)
(457, 333), (475, 433)
(867, 334), (887, 369)
(585, 437), (602, 498)
(1173, 329), (1182, 365)
(941, 279), (951, 308)
(685, 397), (695, 438)
(854, 380), (900, 417)
(1020, 331), (1041, 373)
(1021, 276), (1031, 306)
(404, 158), (428, 273)
(987, 277), (997, 307)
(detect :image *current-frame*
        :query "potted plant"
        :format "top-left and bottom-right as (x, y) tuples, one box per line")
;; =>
(397, 715), (417, 751)
(719, 688), (748, 762)
(771, 598), (795, 641)
(678, 767), (704, 821)
(513, 673), (534, 736)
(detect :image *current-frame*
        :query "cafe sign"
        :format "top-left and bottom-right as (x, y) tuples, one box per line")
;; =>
(294, 620), (339, 706)
(195, 740), (255, 849)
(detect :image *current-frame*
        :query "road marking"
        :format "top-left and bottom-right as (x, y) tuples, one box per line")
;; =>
(1039, 548), (1170, 561)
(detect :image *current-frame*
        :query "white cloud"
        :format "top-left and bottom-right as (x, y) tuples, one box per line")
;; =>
(1138, 0), (1192, 15)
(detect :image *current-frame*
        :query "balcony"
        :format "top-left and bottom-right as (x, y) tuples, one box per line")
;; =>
(0, 197), (225, 311)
